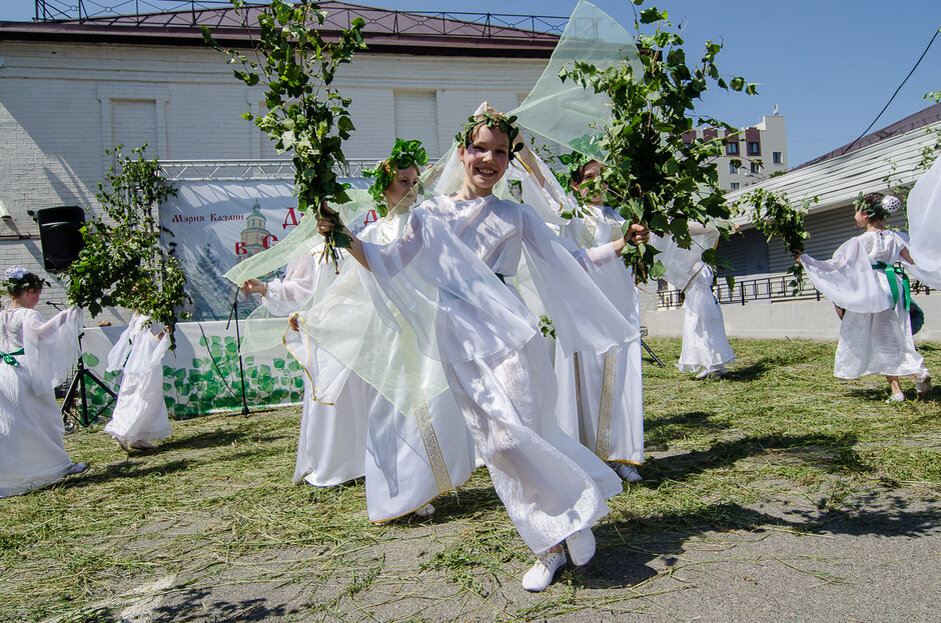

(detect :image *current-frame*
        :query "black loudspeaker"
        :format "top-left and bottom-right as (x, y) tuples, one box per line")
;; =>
(35, 206), (85, 273)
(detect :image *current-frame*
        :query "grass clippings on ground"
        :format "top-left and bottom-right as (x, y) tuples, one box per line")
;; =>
(1, 338), (940, 622)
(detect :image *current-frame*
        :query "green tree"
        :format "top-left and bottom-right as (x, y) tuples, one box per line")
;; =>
(202, 0), (366, 269)
(560, 1), (756, 282)
(64, 145), (189, 336)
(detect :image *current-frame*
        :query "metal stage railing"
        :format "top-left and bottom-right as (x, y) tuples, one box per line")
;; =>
(159, 158), (378, 181)
(33, 0), (568, 40)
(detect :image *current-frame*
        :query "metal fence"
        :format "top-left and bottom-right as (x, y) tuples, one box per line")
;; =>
(159, 158), (379, 182)
(657, 272), (933, 310)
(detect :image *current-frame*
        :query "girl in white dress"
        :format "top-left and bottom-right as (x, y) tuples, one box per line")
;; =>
(104, 312), (171, 451)
(552, 158), (644, 483)
(799, 193), (931, 401)
(243, 141), (468, 519)
(0, 266), (87, 497)
(315, 113), (646, 592)
(676, 234), (736, 379)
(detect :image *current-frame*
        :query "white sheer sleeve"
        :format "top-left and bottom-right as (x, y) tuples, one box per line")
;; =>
(902, 157), (941, 288)
(262, 254), (322, 317)
(361, 208), (537, 363)
(23, 306), (83, 394)
(520, 206), (637, 356)
(801, 238), (892, 313)
(106, 312), (141, 372)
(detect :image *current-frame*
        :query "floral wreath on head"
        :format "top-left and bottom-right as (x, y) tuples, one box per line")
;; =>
(853, 192), (902, 220)
(363, 138), (429, 216)
(454, 111), (524, 161)
(3, 265), (48, 293)
(555, 134), (605, 192)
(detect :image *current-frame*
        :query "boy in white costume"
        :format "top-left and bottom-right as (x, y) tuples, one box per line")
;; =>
(104, 312), (172, 451)
(0, 266), (87, 497)
(314, 112), (649, 592)
(799, 192), (931, 402)
(537, 156), (644, 483)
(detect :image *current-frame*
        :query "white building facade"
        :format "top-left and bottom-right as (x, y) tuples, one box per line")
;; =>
(0, 3), (558, 319)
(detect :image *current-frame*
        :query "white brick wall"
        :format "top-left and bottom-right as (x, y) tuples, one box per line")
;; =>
(0, 40), (548, 323)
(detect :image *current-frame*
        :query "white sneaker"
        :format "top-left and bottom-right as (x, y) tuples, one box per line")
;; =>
(564, 527), (596, 566)
(886, 393), (905, 403)
(522, 549), (566, 592)
(66, 461), (89, 475)
(116, 438), (131, 452)
(916, 371), (932, 397)
(413, 504), (435, 518)
(610, 462), (642, 483)
(130, 440), (157, 450)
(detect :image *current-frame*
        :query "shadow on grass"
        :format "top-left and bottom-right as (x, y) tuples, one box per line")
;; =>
(645, 410), (729, 447)
(55, 459), (193, 490)
(641, 432), (865, 485)
(153, 429), (246, 453)
(151, 588), (290, 621)
(576, 490), (941, 591)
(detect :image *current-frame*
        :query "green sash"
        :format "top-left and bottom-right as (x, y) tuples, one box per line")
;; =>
(872, 262), (911, 311)
(0, 347), (24, 366)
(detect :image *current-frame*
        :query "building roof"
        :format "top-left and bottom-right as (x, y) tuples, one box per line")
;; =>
(0, 1), (562, 57)
(727, 103), (941, 220)
(795, 102), (941, 170)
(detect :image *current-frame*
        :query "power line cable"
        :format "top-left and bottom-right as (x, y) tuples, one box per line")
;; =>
(840, 25), (941, 156)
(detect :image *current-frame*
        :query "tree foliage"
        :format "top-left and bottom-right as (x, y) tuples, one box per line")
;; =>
(65, 145), (189, 336)
(560, 1), (756, 282)
(202, 0), (366, 269)
(734, 188), (817, 293)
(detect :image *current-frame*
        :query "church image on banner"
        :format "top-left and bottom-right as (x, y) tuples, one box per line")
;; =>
(0, 1), (564, 414)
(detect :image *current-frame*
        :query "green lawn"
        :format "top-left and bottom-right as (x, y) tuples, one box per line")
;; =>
(2, 338), (939, 622)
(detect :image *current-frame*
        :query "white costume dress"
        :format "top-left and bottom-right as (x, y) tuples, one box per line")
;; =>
(0, 305), (83, 497)
(104, 313), (172, 445)
(677, 264), (736, 374)
(353, 213), (475, 522)
(263, 252), (368, 487)
(555, 204), (644, 466)
(802, 230), (926, 378)
(313, 194), (630, 554)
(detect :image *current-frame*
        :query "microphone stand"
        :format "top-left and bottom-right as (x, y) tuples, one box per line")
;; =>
(226, 287), (250, 416)
(54, 303), (118, 428)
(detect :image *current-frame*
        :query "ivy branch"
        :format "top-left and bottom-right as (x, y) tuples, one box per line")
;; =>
(734, 188), (816, 294)
(202, 0), (366, 270)
(64, 145), (189, 341)
(560, 0), (757, 282)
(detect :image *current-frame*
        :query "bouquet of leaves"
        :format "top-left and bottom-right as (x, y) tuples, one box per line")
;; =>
(203, 0), (366, 270)
(559, 1), (757, 282)
(65, 145), (189, 341)
(734, 187), (816, 293)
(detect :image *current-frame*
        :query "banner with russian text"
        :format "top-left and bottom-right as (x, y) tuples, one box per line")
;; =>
(160, 180), (375, 321)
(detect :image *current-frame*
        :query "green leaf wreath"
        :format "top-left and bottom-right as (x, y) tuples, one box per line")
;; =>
(363, 138), (429, 216)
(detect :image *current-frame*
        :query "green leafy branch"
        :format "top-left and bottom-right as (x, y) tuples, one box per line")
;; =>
(64, 145), (189, 340)
(202, 0), (366, 270)
(734, 187), (816, 294)
(560, 1), (757, 282)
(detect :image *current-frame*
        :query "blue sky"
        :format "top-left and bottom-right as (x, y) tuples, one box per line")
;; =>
(2, 0), (940, 166)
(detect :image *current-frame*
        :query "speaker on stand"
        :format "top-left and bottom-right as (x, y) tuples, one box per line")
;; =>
(31, 205), (85, 273)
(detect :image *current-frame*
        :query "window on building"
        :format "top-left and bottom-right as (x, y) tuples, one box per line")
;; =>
(772, 151), (782, 164)
(729, 162), (738, 174)
(727, 142), (739, 155)
(750, 161), (761, 173)
(730, 182), (740, 190)
(748, 141), (760, 155)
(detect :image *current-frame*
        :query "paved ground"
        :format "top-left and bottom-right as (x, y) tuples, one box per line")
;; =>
(52, 481), (941, 623)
